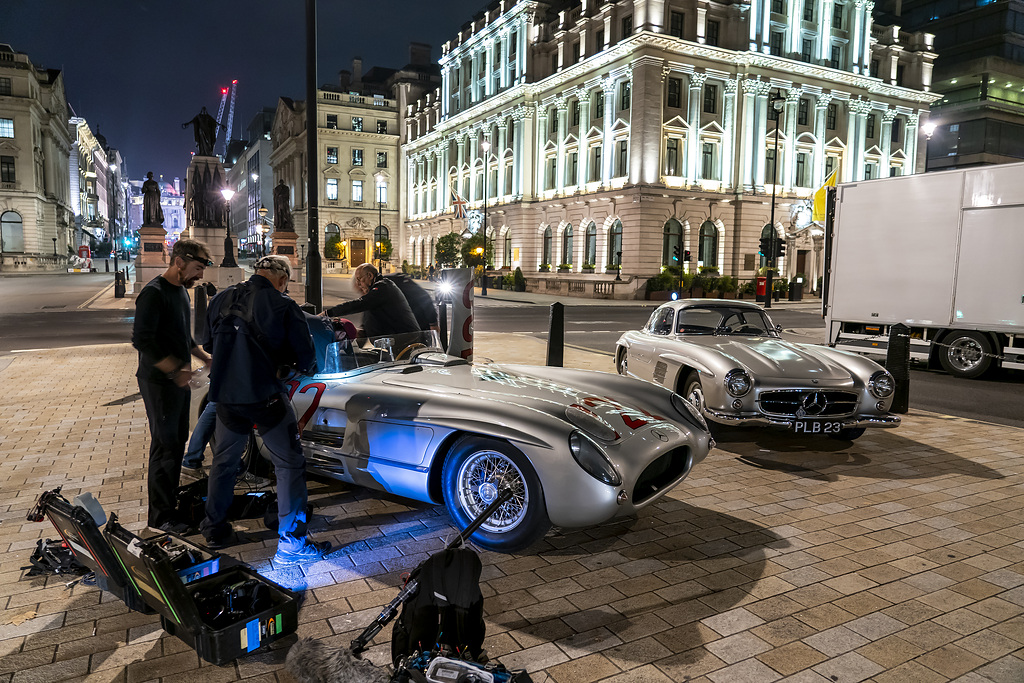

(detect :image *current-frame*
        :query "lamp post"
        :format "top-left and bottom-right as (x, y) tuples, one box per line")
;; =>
(374, 171), (385, 272)
(480, 139), (490, 295)
(921, 120), (936, 173)
(615, 250), (622, 282)
(258, 204), (269, 259)
(764, 91), (785, 310)
(220, 187), (238, 267)
(52, 237), (57, 256)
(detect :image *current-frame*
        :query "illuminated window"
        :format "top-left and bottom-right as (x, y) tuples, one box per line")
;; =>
(699, 220), (718, 266)
(0, 118), (12, 138)
(352, 149), (363, 166)
(585, 222), (597, 265)
(377, 120), (387, 134)
(326, 178), (338, 200)
(562, 224), (574, 264)
(377, 151), (387, 168)
(666, 139), (679, 175)
(0, 210), (23, 252)
(352, 117), (363, 132)
(326, 147), (338, 164)
(608, 220), (622, 265)
(351, 180), (363, 202)
(543, 226), (553, 264)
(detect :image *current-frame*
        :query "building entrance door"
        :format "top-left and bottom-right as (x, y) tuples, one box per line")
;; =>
(796, 249), (808, 276)
(351, 239), (367, 266)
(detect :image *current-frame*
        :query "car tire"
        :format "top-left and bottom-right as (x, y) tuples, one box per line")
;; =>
(441, 435), (550, 553)
(616, 348), (628, 376)
(683, 372), (705, 414)
(831, 427), (866, 441)
(938, 331), (993, 379)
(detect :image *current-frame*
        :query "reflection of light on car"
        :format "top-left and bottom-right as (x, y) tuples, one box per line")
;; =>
(472, 367), (580, 398)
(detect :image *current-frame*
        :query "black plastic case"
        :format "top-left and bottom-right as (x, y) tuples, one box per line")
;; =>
(103, 518), (298, 664)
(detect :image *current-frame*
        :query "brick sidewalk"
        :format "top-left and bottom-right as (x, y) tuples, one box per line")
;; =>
(1, 335), (1023, 683)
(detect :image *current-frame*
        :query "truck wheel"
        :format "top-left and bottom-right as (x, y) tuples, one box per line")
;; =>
(938, 331), (993, 378)
(441, 436), (550, 553)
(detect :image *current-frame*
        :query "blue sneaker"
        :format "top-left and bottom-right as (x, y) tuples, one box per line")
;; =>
(273, 539), (332, 566)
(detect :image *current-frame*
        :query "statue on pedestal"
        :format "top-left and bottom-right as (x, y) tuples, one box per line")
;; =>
(142, 172), (164, 227)
(274, 180), (295, 232)
(181, 106), (225, 157)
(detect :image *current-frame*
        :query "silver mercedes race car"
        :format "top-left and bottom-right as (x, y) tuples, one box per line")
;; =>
(615, 300), (901, 441)
(202, 331), (713, 553)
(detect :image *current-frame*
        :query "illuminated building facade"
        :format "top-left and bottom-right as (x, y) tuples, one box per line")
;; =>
(0, 44), (73, 272)
(402, 0), (938, 296)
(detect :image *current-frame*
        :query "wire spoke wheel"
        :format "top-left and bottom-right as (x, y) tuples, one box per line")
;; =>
(456, 450), (528, 533)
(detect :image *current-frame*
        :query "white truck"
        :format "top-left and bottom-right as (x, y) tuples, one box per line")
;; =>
(824, 161), (1024, 379)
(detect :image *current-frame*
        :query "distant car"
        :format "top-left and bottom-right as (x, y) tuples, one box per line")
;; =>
(197, 331), (713, 552)
(615, 300), (901, 440)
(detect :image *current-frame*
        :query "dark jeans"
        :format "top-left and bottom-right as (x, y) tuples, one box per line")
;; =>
(183, 401), (217, 467)
(201, 395), (309, 551)
(138, 377), (190, 528)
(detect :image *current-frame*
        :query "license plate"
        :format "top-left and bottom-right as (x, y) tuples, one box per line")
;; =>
(793, 420), (843, 434)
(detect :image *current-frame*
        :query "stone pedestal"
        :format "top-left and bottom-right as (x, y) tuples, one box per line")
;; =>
(206, 265), (247, 290)
(134, 225), (167, 292)
(184, 156), (230, 265)
(271, 230), (300, 282)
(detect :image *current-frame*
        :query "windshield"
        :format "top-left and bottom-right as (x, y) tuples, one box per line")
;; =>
(674, 307), (778, 337)
(318, 330), (446, 375)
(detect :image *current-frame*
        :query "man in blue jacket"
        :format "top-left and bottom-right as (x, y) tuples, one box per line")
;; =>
(200, 255), (331, 565)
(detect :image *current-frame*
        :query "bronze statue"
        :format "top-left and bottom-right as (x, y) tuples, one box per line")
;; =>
(181, 106), (225, 157)
(142, 172), (164, 227)
(273, 179), (295, 231)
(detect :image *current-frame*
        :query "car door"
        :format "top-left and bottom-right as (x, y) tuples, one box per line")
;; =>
(633, 307), (675, 382)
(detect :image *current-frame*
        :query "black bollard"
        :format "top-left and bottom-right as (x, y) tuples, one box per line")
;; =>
(886, 323), (911, 414)
(105, 259), (110, 272)
(547, 302), (564, 367)
(194, 284), (209, 343)
(438, 301), (449, 353)
(114, 271), (125, 299)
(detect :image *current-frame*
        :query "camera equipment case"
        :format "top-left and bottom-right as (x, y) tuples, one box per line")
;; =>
(35, 493), (153, 613)
(104, 516), (298, 664)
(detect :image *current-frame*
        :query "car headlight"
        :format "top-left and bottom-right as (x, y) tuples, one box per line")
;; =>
(671, 392), (708, 432)
(724, 369), (752, 397)
(569, 431), (621, 486)
(868, 370), (895, 398)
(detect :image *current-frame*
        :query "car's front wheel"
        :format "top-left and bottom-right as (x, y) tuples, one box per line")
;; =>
(616, 348), (628, 376)
(683, 372), (706, 414)
(441, 436), (550, 553)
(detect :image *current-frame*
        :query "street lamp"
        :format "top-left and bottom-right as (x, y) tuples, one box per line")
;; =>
(52, 237), (57, 256)
(921, 120), (937, 172)
(374, 171), (385, 272)
(258, 204), (269, 259)
(764, 91), (785, 310)
(220, 187), (238, 267)
(480, 138), (491, 295)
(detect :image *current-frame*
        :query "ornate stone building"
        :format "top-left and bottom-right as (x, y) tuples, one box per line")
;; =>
(0, 44), (73, 272)
(402, 0), (939, 297)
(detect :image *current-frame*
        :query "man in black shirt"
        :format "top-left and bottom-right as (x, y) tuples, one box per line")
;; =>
(325, 263), (419, 338)
(200, 255), (331, 565)
(132, 239), (213, 533)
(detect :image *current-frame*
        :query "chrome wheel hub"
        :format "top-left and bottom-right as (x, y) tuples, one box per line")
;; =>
(948, 338), (983, 372)
(457, 450), (528, 533)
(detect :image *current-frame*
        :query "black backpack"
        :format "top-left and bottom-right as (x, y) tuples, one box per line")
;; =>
(391, 547), (486, 666)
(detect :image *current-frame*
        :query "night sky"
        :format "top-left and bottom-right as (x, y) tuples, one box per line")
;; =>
(0, 0), (486, 184)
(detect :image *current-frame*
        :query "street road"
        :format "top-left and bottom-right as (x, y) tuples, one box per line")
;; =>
(3, 272), (1022, 429)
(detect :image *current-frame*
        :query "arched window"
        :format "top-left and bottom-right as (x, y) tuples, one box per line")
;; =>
(504, 231), (512, 267)
(324, 223), (342, 260)
(698, 220), (718, 267)
(662, 219), (683, 267)
(1, 210), (24, 253)
(373, 225), (389, 261)
(562, 224), (574, 265)
(542, 226), (552, 265)
(584, 222), (597, 265)
(608, 219), (623, 267)
(760, 223), (775, 269)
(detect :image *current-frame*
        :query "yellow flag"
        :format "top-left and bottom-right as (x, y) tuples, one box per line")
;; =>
(812, 170), (838, 222)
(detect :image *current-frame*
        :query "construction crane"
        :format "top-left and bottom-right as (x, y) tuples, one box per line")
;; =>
(214, 80), (238, 158)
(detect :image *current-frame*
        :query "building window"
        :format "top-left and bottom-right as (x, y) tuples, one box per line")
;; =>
(504, 232), (512, 267)
(552, 54), (559, 74)
(326, 178), (338, 200)
(326, 147), (338, 164)
(803, 0), (814, 21)
(706, 20), (720, 46)
(796, 152), (809, 187)
(666, 139), (679, 175)
(377, 151), (387, 168)
(870, 59), (880, 78)
(562, 224), (574, 265)
(703, 84), (717, 114)
(825, 155), (837, 177)
(798, 99), (809, 125)
(326, 114), (338, 129)
(890, 165), (900, 177)
(667, 78), (682, 108)
(769, 31), (784, 57)
(833, 2), (844, 29)
(830, 45), (841, 69)
(765, 149), (777, 185)
(896, 65), (905, 85)
(543, 226), (553, 264)
(591, 145), (602, 181)
(0, 78), (10, 96)
(595, 29), (604, 51)
(550, 109), (558, 134)
(594, 91), (604, 119)
(567, 152), (578, 184)
(701, 143), (716, 179)
(662, 219), (683, 267)
(352, 116), (363, 132)
(699, 219), (718, 266)
(571, 41), (580, 65)
(670, 11), (684, 38)
(866, 114), (876, 139)
(351, 180), (363, 202)
(608, 220), (623, 266)
(547, 157), (557, 189)
(352, 149), (363, 166)
(620, 81), (631, 109)
(0, 155), (14, 183)
(772, 0), (784, 13)
(827, 103), (837, 129)
(0, 210), (23, 252)
(572, 100), (580, 126)
(617, 140), (628, 176)
(621, 15), (633, 40)
(864, 164), (873, 179)
(585, 222), (597, 265)
(377, 181), (387, 204)
(0, 118), (12, 138)
(801, 39), (814, 63)
(891, 117), (902, 143)
(377, 120), (387, 134)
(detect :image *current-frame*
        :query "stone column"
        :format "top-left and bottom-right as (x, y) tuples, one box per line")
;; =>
(740, 78), (760, 191)
(819, 0), (834, 60)
(485, 40), (495, 97)
(602, 79), (615, 184)
(753, 83), (770, 190)
(784, 89), (801, 189)
(513, 111), (525, 196)
(686, 72), (708, 185)
(556, 101), (568, 193)
(578, 90), (591, 188)
(813, 93), (832, 187)
(880, 108), (894, 174)
(722, 78), (738, 189)
(905, 112), (919, 174)
(850, 0), (864, 74)
(497, 123), (508, 196)
(468, 131), (479, 201)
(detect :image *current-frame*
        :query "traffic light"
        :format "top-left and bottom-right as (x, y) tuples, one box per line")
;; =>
(684, 249), (691, 262)
(672, 244), (681, 261)
(758, 236), (772, 257)
(774, 239), (786, 260)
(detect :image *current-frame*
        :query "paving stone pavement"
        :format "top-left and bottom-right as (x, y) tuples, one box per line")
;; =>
(1, 331), (1023, 683)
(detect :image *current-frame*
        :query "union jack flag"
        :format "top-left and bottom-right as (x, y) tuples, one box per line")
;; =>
(450, 188), (468, 219)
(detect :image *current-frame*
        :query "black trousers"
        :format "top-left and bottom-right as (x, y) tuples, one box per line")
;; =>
(138, 376), (190, 527)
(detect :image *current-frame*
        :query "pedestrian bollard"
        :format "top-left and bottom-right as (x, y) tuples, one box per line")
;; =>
(886, 323), (911, 414)
(547, 302), (564, 367)
(105, 259), (110, 272)
(113, 271), (126, 299)
(438, 301), (449, 353)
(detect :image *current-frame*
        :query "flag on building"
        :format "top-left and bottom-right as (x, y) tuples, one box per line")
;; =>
(450, 188), (468, 219)
(811, 170), (838, 223)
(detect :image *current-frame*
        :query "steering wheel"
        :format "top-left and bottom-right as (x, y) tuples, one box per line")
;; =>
(395, 343), (426, 361)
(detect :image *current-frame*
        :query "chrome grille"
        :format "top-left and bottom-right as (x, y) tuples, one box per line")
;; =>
(758, 390), (859, 417)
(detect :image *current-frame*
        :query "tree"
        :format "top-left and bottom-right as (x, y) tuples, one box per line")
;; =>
(460, 233), (493, 268)
(435, 232), (464, 267)
(325, 234), (342, 260)
(376, 237), (393, 261)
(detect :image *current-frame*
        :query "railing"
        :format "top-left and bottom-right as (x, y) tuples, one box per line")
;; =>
(568, 281), (585, 293)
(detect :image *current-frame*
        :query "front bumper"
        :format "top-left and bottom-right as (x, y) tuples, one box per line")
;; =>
(703, 407), (902, 430)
